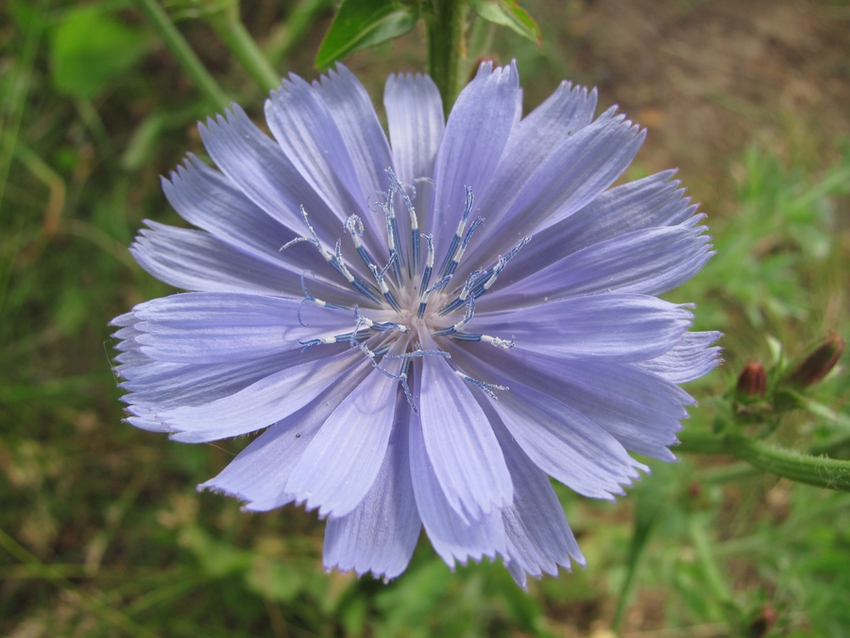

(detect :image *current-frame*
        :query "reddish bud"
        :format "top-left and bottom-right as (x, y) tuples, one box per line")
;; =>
(687, 481), (701, 499)
(748, 605), (777, 638)
(736, 361), (767, 399)
(784, 333), (845, 389)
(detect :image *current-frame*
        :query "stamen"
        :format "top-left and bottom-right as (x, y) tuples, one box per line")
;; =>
(417, 274), (452, 319)
(398, 356), (414, 410)
(459, 270), (488, 301)
(453, 369), (508, 399)
(333, 239), (356, 284)
(380, 176), (405, 284)
(383, 348), (451, 361)
(344, 215), (377, 272)
(369, 254), (402, 312)
(419, 234), (435, 296)
(480, 237), (531, 293)
(350, 329), (418, 409)
(280, 207), (334, 263)
(297, 270), (345, 327)
(437, 186), (474, 279)
(450, 332), (515, 349)
(284, 207), (383, 304)
(386, 168), (421, 278)
(331, 240), (383, 305)
(353, 308), (410, 334)
(298, 328), (371, 352)
(433, 297), (475, 336)
(439, 237), (531, 315)
(440, 216), (484, 282)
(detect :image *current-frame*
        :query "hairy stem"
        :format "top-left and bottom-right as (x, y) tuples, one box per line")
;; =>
(425, 0), (469, 115)
(678, 430), (850, 492)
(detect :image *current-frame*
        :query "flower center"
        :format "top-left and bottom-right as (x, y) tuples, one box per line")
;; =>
(288, 169), (528, 406)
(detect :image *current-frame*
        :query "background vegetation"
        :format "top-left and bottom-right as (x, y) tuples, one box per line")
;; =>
(1, 0), (849, 636)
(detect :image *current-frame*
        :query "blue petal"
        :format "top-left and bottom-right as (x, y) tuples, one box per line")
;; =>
(471, 294), (693, 363)
(155, 348), (366, 442)
(446, 345), (646, 499)
(314, 65), (394, 201)
(129, 293), (352, 364)
(120, 356), (300, 410)
(473, 81), (597, 251)
(409, 392), (507, 567)
(163, 156), (295, 257)
(200, 370), (368, 511)
(486, 170), (699, 287)
(265, 74), (387, 260)
(463, 108), (644, 274)
(131, 221), (361, 306)
(634, 331), (723, 384)
(487, 410), (584, 586)
(428, 61), (521, 251)
(384, 72), (444, 186)
(198, 105), (344, 244)
(457, 344), (694, 462)
(323, 399), (422, 579)
(478, 224), (713, 310)
(419, 336), (513, 521)
(286, 365), (405, 517)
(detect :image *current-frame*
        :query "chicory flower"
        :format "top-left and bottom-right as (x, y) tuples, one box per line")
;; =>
(112, 62), (719, 587)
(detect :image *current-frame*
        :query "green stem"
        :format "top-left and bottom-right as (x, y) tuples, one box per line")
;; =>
(0, 0), (48, 219)
(678, 430), (850, 492)
(134, 0), (230, 111)
(426, 0), (469, 115)
(207, 3), (281, 93)
(688, 516), (730, 603)
(265, 0), (332, 66)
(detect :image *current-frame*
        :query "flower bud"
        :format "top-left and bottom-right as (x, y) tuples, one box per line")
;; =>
(736, 361), (766, 399)
(748, 605), (777, 638)
(784, 333), (845, 389)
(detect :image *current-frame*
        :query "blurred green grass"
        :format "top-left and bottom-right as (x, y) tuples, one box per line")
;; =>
(1, 1), (849, 636)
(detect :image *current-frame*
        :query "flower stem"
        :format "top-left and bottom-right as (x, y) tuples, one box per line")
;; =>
(206, 2), (281, 93)
(677, 430), (850, 492)
(133, 0), (230, 111)
(425, 0), (469, 115)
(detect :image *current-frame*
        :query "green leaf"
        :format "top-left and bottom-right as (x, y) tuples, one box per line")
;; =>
(50, 5), (152, 99)
(469, 0), (540, 43)
(315, 0), (419, 69)
(613, 462), (676, 631)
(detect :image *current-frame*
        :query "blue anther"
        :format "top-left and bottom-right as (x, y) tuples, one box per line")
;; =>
(442, 217), (484, 281)
(433, 296), (475, 336)
(386, 168), (421, 278)
(345, 215), (378, 272)
(417, 274), (452, 318)
(297, 270), (345, 326)
(437, 186), (474, 279)
(439, 270), (488, 316)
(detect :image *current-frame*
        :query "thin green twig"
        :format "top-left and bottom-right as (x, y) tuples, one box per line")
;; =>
(206, 1), (280, 93)
(134, 0), (230, 111)
(0, 0), (49, 219)
(264, 0), (332, 66)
